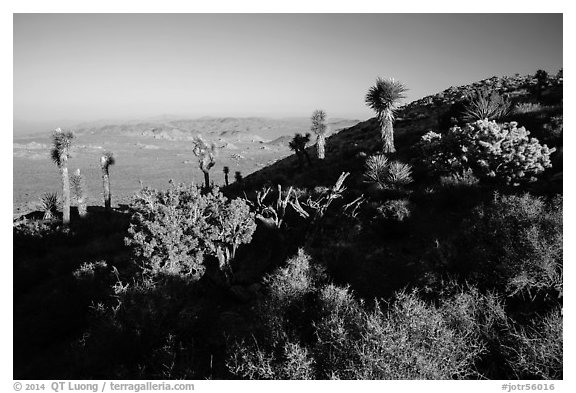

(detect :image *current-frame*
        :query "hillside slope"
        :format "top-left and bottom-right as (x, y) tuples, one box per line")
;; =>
(235, 72), (563, 193)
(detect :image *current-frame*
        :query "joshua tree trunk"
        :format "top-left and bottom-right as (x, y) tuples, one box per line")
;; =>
(203, 171), (210, 190)
(61, 163), (71, 225)
(224, 173), (229, 186)
(72, 168), (87, 217)
(316, 135), (326, 159)
(303, 149), (313, 167)
(102, 168), (111, 211)
(380, 113), (396, 154)
(295, 151), (304, 170)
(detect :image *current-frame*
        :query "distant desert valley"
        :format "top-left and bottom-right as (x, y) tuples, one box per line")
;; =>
(13, 116), (359, 217)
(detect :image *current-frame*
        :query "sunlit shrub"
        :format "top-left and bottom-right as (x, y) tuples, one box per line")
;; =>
(125, 182), (255, 281)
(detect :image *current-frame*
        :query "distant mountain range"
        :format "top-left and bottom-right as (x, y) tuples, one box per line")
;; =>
(70, 117), (361, 143)
(15, 116), (361, 143)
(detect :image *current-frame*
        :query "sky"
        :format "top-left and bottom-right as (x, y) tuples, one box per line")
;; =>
(13, 13), (563, 129)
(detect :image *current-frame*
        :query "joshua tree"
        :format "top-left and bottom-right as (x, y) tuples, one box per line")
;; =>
(100, 152), (115, 211)
(365, 77), (408, 153)
(289, 133), (312, 169)
(311, 109), (328, 159)
(50, 128), (74, 225)
(71, 168), (88, 217)
(235, 171), (243, 183)
(534, 69), (549, 99)
(192, 136), (217, 190)
(223, 166), (230, 186)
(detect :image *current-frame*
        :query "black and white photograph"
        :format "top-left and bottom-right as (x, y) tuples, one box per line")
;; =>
(9, 5), (567, 387)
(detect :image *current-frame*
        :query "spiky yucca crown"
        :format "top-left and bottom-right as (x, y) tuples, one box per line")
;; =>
(39, 192), (60, 210)
(311, 109), (327, 136)
(365, 77), (408, 117)
(50, 128), (74, 167)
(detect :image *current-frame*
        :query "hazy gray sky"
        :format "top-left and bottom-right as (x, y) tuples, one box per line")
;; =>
(14, 13), (562, 125)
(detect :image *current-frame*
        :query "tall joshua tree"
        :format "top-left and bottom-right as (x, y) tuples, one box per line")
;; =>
(192, 136), (217, 190)
(289, 133), (312, 169)
(365, 77), (408, 154)
(50, 128), (74, 225)
(223, 166), (230, 186)
(311, 109), (328, 159)
(100, 152), (115, 211)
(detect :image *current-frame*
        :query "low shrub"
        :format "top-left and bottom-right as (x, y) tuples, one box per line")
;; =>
(513, 102), (544, 115)
(439, 169), (480, 189)
(227, 251), (493, 380)
(509, 308), (563, 379)
(428, 169), (483, 208)
(542, 115), (563, 145)
(226, 249), (323, 379)
(340, 290), (484, 379)
(125, 181), (256, 282)
(375, 199), (411, 222)
(437, 193), (562, 298)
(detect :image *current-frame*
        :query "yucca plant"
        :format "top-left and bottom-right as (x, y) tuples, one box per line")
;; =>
(364, 154), (413, 191)
(223, 166), (230, 186)
(39, 192), (60, 220)
(462, 88), (511, 122)
(365, 77), (408, 153)
(50, 128), (74, 224)
(364, 154), (390, 185)
(100, 152), (115, 211)
(386, 161), (413, 188)
(192, 136), (217, 190)
(311, 109), (328, 159)
(71, 168), (88, 217)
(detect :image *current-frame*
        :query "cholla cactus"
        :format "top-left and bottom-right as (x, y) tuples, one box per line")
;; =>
(417, 119), (556, 185)
(71, 168), (88, 217)
(192, 136), (217, 189)
(101, 152), (115, 210)
(50, 128), (74, 224)
(469, 120), (555, 185)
